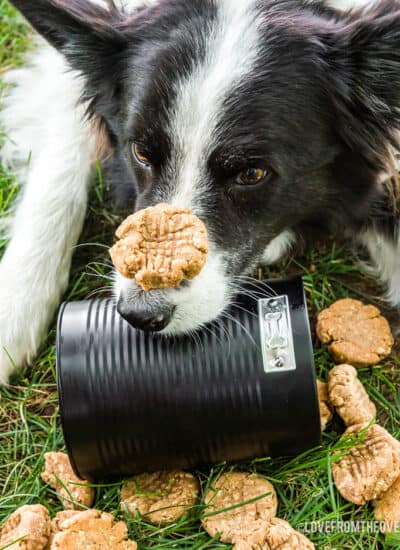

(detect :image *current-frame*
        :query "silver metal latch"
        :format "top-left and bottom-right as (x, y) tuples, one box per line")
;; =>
(258, 295), (296, 373)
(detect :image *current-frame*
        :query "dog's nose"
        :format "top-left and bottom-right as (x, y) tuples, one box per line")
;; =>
(117, 296), (175, 332)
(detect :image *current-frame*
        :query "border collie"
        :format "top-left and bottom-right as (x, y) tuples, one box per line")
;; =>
(0, 0), (400, 383)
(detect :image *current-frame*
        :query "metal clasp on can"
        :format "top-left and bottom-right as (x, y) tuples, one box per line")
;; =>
(258, 295), (297, 373)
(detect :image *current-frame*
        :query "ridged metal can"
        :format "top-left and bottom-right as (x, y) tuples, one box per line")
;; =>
(56, 277), (320, 481)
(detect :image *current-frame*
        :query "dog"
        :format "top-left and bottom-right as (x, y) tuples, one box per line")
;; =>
(1, 0), (400, 383)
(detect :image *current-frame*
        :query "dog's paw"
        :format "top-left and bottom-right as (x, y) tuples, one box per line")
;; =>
(0, 276), (50, 384)
(0, 311), (40, 385)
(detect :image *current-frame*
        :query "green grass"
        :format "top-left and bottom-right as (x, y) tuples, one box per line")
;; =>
(1, 3), (400, 549)
(0, 0), (30, 71)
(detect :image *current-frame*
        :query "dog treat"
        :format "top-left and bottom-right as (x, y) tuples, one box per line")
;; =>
(0, 504), (51, 550)
(41, 452), (94, 510)
(109, 203), (208, 291)
(261, 518), (314, 549)
(201, 472), (278, 548)
(316, 299), (393, 367)
(49, 512), (80, 545)
(120, 470), (199, 525)
(234, 518), (314, 550)
(46, 512), (82, 549)
(317, 380), (333, 431)
(328, 364), (376, 427)
(49, 509), (137, 550)
(332, 424), (400, 505)
(374, 475), (400, 533)
(50, 512), (81, 532)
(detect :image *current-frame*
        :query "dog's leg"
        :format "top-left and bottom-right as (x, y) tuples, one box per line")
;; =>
(358, 228), (400, 307)
(0, 44), (95, 383)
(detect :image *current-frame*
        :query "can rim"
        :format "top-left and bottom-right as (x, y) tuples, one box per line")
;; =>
(299, 281), (322, 439)
(263, 275), (321, 446)
(56, 301), (87, 480)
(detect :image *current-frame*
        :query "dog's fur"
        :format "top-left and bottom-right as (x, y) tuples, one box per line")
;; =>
(1, 0), (400, 383)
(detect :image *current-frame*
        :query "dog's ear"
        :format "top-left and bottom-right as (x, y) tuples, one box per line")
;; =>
(10, 0), (131, 117)
(11, 0), (124, 47)
(331, 0), (400, 170)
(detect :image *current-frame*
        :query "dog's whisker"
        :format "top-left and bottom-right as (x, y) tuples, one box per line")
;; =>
(86, 272), (114, 280)
(73, 242), (111, 250)
(86, 261), (114, 271)
(229, 278), (265, 293)
(85, 285), (112, 295)
(200, 321), (230, 353)
(86, 273), (115, 283)
(213, 317), (233, 347)
(219, 311), (258, 349)
(230, 287), (265, 301)
(228, 283), (266, 302)
(85, 266), (113, 275)
(231, 275), (278, 297)
(229, 302), (259, 319)
(86, 286), (113, 299)
(187, 327), (206, 355)
(232, 274), (274, 289)
(85, 265), (115, 281)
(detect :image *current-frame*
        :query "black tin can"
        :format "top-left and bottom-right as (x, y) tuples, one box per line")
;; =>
(56, 276), (321, 481)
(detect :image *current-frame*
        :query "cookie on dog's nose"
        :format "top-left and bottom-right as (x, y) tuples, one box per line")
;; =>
(109, 203), (208, 291)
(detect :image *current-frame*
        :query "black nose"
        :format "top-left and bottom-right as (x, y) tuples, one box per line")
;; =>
(117, 297), (175, 332)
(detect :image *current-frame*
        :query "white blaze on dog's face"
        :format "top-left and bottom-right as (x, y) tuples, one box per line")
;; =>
(115, 0), (266, 332)
(12, 0), (400, 333)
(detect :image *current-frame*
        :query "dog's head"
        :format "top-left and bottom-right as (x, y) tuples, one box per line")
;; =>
(14, 0), (400, 333)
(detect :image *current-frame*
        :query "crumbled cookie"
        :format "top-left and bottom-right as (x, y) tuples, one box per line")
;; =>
(0, 504), (51, 550)
(332, 424), (400, 505)
(41, 452), (94, 510)
(233, 518), (314, 550)
(49, 509), (137, 549)
(201, 472), (278, 548)
(328, 364), (376, 427)
(234, 519), (314, 550)
(50, 512), (81, 532)
(260, 518), (314, 550)
(316, 299), (393, 367)
(121, 471), (199, 525)
(317, 380), (333, 431)
(109, 203), (208, 291)
(46, 512), (81, 549)
(374, 475), (400, 533)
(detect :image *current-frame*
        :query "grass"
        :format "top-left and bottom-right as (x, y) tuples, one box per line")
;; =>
(0, 0), (29, 72)
(0, 3), (400, 549)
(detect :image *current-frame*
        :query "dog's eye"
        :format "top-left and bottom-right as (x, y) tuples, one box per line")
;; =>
(237, 167), (269, 186)
(132, 143), (151, 166)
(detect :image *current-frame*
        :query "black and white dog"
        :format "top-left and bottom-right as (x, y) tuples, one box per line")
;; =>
(1, 0), (400, 383)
